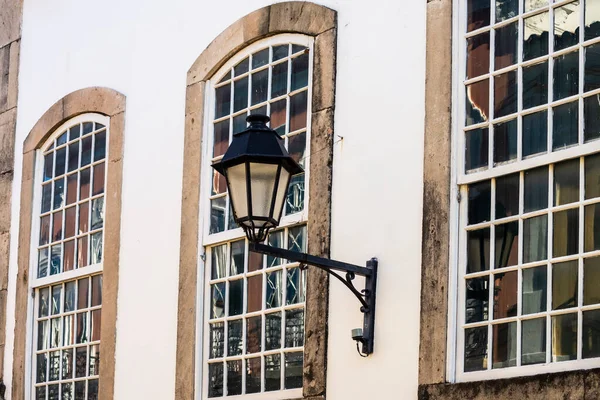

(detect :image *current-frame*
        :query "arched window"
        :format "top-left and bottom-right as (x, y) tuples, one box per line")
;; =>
(31, 114), (108, 399)
(202, 34), (312, 398)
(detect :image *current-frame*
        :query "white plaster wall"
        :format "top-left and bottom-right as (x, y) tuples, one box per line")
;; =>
(5, 0), (426, 399)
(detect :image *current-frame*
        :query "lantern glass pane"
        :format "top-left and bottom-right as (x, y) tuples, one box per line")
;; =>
(274, 168), (290, 222)
(226, 163), (249, 221)
(249, 163), (279, 219)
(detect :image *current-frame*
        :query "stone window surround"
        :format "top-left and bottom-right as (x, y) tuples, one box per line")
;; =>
(418, 0), (600, 398)
(11, 87), (125, 400)
(175, 2), (336, 399)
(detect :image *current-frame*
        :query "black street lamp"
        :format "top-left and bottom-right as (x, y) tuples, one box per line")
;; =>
(212, 114), (378, 355)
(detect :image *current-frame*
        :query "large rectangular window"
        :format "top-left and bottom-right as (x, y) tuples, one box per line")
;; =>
(457, 0), (600, 380)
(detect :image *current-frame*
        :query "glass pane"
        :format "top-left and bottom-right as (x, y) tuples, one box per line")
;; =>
(63, 314), (74, 347)
(290, 91), (308, 132)
(554, 52), (579, 100)
(495, 22), (517, 70)
(266, 312), (282, 350)
(92, 162), (105, 196)
(286, 173), (305, 214)
(233, 77), (248, 112)
(91, 309), (101, 341)
(496, 0), (518, 21)
(288, 225), (306, 253)
(466, 79), (489, 126)
(67, 142), (79, 172)
(230, 240), (244, 276)
(467, 32), (490, 79)
(82, 122), (93, 134)
(38, 248), (48, 278)
(51, 285), (61, 315)
(553, 101), (579, 150)
(210, 282), (225, 319)
(586, 153), (600, 199)
(553, 208), (579, 257)
(583, 309), (600, 358)
(227, 360), (242, 396)
(91, 197), (104, 230)
(523, 266), (547, 314)
(52, 211), (63, 242)
(267, 230), (284, 267)
(228, 319), (242, 356)
(266, 270), (282, 309)
(525, 0), (547, 12)
(37, 353), (47, 383)
(79, 167), (90, 200)
(522, 317), (546, 365)
(465, 127), (489, 171)
(75, 313), (87, 343)
(585, 256), (600, 305)
(75, 346), (87, 377)
(270, 99), (287, 135)
(286, 268), (306, 305)
(252, 48), (269, 69)
(495, 222), (518, 268)
(552, 313), (578, 361)
(525, 166), (548, 212)
(44, 152), (54, 181)
(42, 183), (52, 213)
(90, 232), (103, 264)
(468, 180), (491, 224)
(64, 206), (76, 238)
(229, 279), (243, 316)
(586, 0), (600, 40)
(94, 130), (106, 161)
(208, 363), (224, 397)
(210, 196), (226, 234)
(69, 124), (81, 141)
(555, 1), (580, 51)
(81, 136), (92, 167)
(211, 170), (227, 195)
(288, 132), (307, 167)
(232, 112), (247, 135)
(467, 228), (490, 273)
(467, 0), (490, 31)
(265, 354), (281, 391)
(247, 275), (262, 313)
(246, 357), (261, 394)
(215, 85), (231, 119)
(523, 61), (548, 109)
(585, 203), (600, 251)
(234, 57), (249, 76)
(213, 120), (230, 159)
(49, 350), (60, 380)
(273, 45), (288, 61)
(77, 236), (88, 268)
(248, 250), (262, 272)
(585, 94), (600, 142)
(88, 379), (99, 398)
(285, 309), (304, 347)
(50, 318), (61, 348)
(291, 53), (309, 91)
(284, 352), (303, 389)
(466, 277), (489, 323)
(50, 245), (62, 275)
(494, 119), (517, 164)
(494, 270), (517, 319)
(53, 178), (64, 210)
(246, 316), (262, 353)
(492, 322), (517, 368)
(78, 201), (89, 234)
(524, 12), (550, 61)
(38, 320), (48, 350)
(39, 287), (49, 317)
(552, 260), (578, 309)
(271, 62), (288, 99)
(66, 173), (77, 205)
(211, 244), (226, 279)
(62, 348), (73, 379)
(74, 382), (85, 399)
(64, 281), (75, 312)
(55, 147), (66, 176)
(523, 215), (548, 263)
(35, 387), (45, 400)
(251, 69), (268, 105)
(496, 173), (519, 217)
(586, 43), (600, 94)
(209, 322), (224, 358)
(464, 326), (488, 371)
(554, 159), (580, 205)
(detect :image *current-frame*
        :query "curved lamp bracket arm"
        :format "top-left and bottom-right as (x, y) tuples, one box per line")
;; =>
(249, 242), (378, 355)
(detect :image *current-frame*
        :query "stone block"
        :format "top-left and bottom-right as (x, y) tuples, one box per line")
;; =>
(63, 86), (125, 118)
(0, 0), (23, 49)
(0, 45), (9, 113)
(312, 28), (336, 113)
(185, 81), (206, 116)
(0, 107), (16, 174)
(8, 40), (19, 110)
(269, 2), (336, 36)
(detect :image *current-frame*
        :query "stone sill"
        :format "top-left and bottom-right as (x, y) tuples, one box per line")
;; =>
(418, 367), (600, 399)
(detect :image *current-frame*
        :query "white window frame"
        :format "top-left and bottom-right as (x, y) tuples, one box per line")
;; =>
(197, 34), (314, 400)
(26, 113), (109, 399)
(450, 0), (600, 383)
